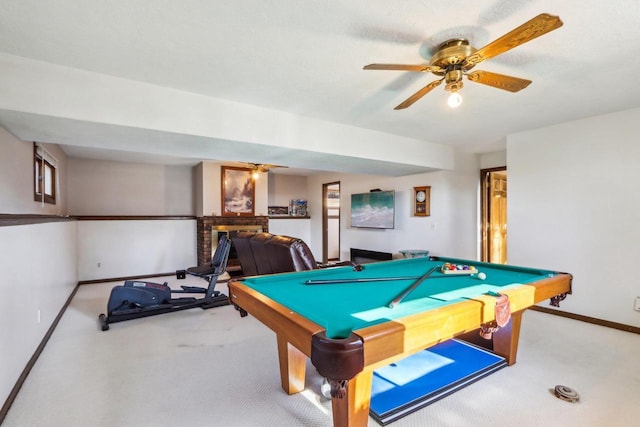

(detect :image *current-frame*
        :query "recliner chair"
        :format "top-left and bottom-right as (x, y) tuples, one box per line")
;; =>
(249, 232), (275, 275)
(232, 231), (258, 276)
(233, 231), (334, 277)
(265, 234), (318, 273)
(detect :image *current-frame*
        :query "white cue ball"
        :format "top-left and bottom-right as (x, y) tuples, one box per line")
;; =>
(477, 272), (486, 280)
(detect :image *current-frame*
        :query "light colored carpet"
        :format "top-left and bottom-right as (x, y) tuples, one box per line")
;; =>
(3, 275), (639, 426)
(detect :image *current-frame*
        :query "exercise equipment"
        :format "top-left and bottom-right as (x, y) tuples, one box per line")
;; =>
(98, 235), (232, 331)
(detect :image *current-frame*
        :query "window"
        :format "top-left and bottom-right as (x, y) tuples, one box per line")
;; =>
(34, 142), (57, 204)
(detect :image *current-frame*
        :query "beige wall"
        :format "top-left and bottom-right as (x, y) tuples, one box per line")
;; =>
(0, 126), (68, 215)
(196, 161), (269, 217)
(67, 157), (193, 216)
(268, 173), (308, 208)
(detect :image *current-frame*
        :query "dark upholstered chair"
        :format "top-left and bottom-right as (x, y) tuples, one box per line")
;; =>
(265, 234), (318, 273)
(232, 231), (258, 276)
(248, 232), (274, 275)
(232, 232), (320, 277)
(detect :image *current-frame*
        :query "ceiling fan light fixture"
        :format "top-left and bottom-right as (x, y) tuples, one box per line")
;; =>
(447, 91), (462, 108)
(362, 13), (563, 110)
(445, 73), (463, 108)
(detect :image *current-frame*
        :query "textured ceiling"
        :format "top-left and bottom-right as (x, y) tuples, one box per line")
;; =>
(0, 0), (639, 174)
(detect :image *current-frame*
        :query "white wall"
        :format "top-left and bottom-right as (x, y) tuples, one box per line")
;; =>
(480, 150), (506, 169)
(1, 52), (454, 174)
(268, 218), (311, 244)
(508, 108), (640, 326)
(0, 221), (78, 405)
(77, 219), (197, 281)
(306, 150), (480, 262)
(67, 158), (193, 215)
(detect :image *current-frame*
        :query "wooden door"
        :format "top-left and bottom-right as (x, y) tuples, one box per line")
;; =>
(322, 182), (340, 263)
(481, 168), (507, 263)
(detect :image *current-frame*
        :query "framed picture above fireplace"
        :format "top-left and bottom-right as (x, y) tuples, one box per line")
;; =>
(221, 166), (255, 217)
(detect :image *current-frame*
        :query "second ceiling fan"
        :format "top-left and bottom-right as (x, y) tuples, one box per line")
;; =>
(364, 13), (563, 109)
(246, 163), (288, 173)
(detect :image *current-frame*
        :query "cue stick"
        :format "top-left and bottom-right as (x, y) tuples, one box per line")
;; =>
(387, 265), (440, 309)
(305, 276), (423, 285)
(305, 273), (459, 285)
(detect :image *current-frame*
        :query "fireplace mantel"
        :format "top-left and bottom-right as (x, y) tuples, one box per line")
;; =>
(196, 216), (269, 266)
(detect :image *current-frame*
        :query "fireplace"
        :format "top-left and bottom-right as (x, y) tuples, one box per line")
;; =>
(197, 216), (269, 270)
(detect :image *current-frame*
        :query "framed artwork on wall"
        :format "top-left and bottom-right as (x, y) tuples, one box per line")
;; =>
(221, 166), (255, 216)
(413, 186), (431, 216)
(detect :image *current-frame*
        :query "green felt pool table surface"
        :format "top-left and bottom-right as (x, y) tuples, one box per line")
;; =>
(237, 256), (558, 339)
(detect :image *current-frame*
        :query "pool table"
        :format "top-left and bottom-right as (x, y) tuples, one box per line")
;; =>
(228, 256), (571, 427)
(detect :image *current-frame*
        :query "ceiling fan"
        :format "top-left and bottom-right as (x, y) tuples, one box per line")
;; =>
(246, 162), (288, 173)
(363, 13), (563, 109)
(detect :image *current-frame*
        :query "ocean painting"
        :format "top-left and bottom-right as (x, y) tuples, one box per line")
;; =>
(222, 166), (254, 216)
(350, 191), (395, 229)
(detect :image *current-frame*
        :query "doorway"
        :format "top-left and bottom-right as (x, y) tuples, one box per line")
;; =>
(481, 168), (507, 264)
(322, 182), (340, 263)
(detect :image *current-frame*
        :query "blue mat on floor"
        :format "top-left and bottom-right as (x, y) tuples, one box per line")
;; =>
(369, 339), (507, 425)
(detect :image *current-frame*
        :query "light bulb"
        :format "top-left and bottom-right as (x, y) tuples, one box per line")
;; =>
(252, 171), (260, 180)
(447, 92), (462, 108)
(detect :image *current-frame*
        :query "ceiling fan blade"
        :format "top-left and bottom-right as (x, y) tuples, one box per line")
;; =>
(262, 163), (288, 172)
(467, 71), (532, 92)
(247, 162), (289, 172)
(394, 79), (443, 110)
(464, 13), (563, 67)
(364, 63), (444, 73)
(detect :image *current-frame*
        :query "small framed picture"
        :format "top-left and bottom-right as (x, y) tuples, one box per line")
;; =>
(268, 206), (289, 216)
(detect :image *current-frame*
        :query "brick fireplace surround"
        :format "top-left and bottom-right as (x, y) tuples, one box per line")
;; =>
(196, 216), (269, 267)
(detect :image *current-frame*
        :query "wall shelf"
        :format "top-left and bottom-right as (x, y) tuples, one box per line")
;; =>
(269, 216), (310, 219)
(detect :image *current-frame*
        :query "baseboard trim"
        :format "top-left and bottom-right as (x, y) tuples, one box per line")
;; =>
(0, 283), (80, 424)
(530, 306), (640, 334)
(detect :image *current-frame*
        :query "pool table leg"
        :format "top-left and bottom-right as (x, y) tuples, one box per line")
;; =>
(331, 369), (373, 427)
(277, 335), (307, 394)
(492, 310), (523, 365)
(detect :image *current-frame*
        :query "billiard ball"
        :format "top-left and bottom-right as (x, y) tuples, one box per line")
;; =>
(477, 272), (486, 280)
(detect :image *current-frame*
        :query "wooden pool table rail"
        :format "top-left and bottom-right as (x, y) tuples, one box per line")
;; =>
(229, 270), (572, 427)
